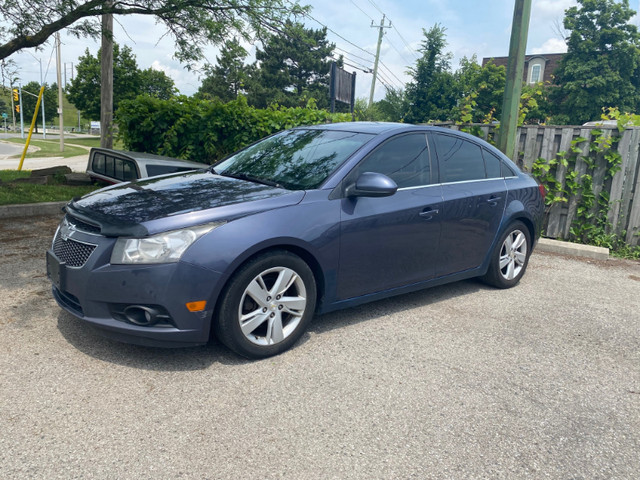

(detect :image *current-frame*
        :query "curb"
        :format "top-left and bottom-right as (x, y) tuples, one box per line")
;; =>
(0, 201), (66, 219)
(536, 237), (609, 260)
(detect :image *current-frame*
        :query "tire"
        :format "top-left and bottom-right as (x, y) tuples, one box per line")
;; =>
(215, 250), (317, 359)
(482, 221), (531, 289)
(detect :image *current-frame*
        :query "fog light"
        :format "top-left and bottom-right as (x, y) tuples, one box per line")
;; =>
(123, 305), (161, 326)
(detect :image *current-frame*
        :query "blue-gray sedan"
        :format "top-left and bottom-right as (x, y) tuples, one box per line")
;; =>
(47, 122), (545, 358)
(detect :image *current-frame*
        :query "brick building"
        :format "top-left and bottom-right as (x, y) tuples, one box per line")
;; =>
(481, 53), (565, 85)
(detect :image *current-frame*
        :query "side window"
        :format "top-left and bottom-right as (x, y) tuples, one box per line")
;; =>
(92, 153), (105, 175)
(122, 160), (137, 181)
(104, 155), (115, 179)
(501, 160), (517, 177)
(353, 133), (433, 188)
(483, 149), (502, 179)
(434, 134), (485, 183)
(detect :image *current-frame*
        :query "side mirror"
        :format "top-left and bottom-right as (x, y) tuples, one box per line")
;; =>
(345, 172), (398, 198)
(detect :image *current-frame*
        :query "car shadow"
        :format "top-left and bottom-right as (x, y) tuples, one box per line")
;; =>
(307, 278), (487, 337)
(57, 278), (489, 371)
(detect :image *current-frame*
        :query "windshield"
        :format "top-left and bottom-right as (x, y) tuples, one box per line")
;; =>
(213, 129), (374, 190)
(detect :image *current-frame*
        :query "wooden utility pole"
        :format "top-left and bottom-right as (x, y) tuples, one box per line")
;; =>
(100, 4), (114, 149)
(55, 33), (64, 152)
(496, 0), (532, 162)
(368, 15), (391, 107)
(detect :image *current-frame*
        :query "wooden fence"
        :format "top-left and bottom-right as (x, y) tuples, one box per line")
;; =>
(441, 124), (640, 246)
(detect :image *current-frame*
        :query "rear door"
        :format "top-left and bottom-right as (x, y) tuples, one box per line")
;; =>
(431, 132), (507, 276)
(337, 132), (443, 300)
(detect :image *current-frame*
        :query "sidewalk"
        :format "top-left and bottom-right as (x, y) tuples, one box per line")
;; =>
(0, 153), (89, 172)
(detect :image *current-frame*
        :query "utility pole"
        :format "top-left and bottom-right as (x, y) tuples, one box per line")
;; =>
(101, 3), (114, 149)
(496, 0), (532, 162)
(368, 14), (391, 107)
(56, 32), (64, 151)
(37, 57), (46, 139)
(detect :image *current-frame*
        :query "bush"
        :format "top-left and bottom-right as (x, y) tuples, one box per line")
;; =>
(115, 95), (352, 164)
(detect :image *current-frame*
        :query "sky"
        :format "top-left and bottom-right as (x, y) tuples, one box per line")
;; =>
(6, 0), (640, 102)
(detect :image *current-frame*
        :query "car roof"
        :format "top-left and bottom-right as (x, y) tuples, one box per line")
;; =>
(300, 122), (411, 135)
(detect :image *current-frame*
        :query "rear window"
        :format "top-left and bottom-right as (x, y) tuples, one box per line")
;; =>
(91, 153), (138, 181)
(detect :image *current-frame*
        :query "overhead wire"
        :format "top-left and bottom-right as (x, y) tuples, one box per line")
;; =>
(349, 0), (374, 22)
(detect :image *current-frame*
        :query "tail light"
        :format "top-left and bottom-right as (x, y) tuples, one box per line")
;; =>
(538, 184), (546, 199)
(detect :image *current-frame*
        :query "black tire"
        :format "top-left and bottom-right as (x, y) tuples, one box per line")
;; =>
(482, 221), (532, 289)
(214, 250), (317, 359)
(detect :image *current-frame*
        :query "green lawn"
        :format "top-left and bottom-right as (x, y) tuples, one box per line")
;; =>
(5, 138), (88, 158)
(0, 169), (99, 205)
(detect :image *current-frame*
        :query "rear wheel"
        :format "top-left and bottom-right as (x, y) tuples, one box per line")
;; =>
(215, 251), (316, 359)
(482, 221), (531, 289)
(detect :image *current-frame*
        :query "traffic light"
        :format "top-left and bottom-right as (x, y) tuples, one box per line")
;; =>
(12, 88), (18, 102)
(15, 104), (19, 114)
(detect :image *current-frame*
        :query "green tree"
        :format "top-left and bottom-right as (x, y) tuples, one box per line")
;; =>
(139, 68), (176, 100)
(19, 81), (58, 132)
(404, 24), (457, 123)
(375, 88), (407, 122)
(0, 1), (305, 65)
(552, 0), (640, 124)
(248, 21), (336, 108)
(67, 43), (141, 120)
(197, 38), (249, 102)
(452, 57), (506, 123)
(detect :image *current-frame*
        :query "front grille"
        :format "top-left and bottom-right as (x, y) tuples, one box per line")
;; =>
(53, 233), (97, 267)
(65, 214), (101, 234)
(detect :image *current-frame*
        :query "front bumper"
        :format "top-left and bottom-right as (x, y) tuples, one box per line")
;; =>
(47, 228), (225, 347)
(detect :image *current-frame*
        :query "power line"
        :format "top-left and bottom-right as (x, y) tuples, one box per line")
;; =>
(350, 0), (374, 21)
(367, 0), (384, 16)
(301, 10), (376, 58)
(385, 37), (414, 66)
(378, 60), (404, 86)
(332, 56), (371, 74)
(334, 53), (372, 73)
(391, 25), (419, 59)
(334, 46), (374, 65)
(376, 69), (401, 90)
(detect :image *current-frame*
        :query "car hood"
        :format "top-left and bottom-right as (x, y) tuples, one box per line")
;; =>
(67, 171), (305, 236)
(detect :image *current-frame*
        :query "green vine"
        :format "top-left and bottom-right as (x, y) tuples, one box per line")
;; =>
(532, 112), (639, 259)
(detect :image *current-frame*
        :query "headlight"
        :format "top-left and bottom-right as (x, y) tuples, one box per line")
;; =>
(110, 222), (224, 264)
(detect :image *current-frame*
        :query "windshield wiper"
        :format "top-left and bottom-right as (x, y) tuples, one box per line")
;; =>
(216, 171), (282, 188)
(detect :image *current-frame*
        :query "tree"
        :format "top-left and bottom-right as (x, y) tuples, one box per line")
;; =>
(20, 81), (58, 132)
(452, 57), (506, 123)
(375, 88), (407, 122)
(552, 0), (640, 124)
(139, 68), (176, 100)
(197, 38), (249, 102)
(67, 43), (141, 119)
(0, 1), (304, 64)
(248, 21), (336, 108)
(404, 24), (458, 123)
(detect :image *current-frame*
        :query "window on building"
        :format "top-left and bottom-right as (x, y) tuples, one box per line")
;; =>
(530, 64), (541, 84)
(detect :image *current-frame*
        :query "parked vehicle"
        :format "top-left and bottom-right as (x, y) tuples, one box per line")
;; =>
(48, 122), (545, 359)
(86, 148), (204, 184)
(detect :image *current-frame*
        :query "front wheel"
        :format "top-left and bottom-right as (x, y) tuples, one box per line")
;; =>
(482, 221), (531, 289)
(215, 251), (317, 359)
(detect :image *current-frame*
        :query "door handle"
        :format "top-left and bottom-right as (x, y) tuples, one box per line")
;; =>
(485, 196), (501, 206)
(419, 208), (439, 219)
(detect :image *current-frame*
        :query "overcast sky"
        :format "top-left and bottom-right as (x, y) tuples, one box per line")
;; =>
(7, 0), (640, 102)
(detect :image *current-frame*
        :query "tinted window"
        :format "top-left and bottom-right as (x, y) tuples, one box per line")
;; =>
(104, 155), (115, 178)
(353, 133), (432, 188)
(92, 153), (106, 174)
(483, 149), (502, 179)
(215, 129), (373, 190)
(434, 134), (485, 183)
(502, 160), (517, 177)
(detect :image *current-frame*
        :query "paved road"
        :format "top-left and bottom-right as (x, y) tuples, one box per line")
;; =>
(0, 214), (639, 479)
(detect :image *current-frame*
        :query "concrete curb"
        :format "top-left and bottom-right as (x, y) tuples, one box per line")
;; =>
(536, 237), (609, 260)
(0, 201), (66, 219)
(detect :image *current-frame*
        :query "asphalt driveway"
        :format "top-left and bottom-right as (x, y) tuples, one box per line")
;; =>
(0, 214), (638, 479)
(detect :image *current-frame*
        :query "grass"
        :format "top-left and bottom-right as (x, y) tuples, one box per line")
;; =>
(4, 138), (88, 158)
(0, 169), (99, 205)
